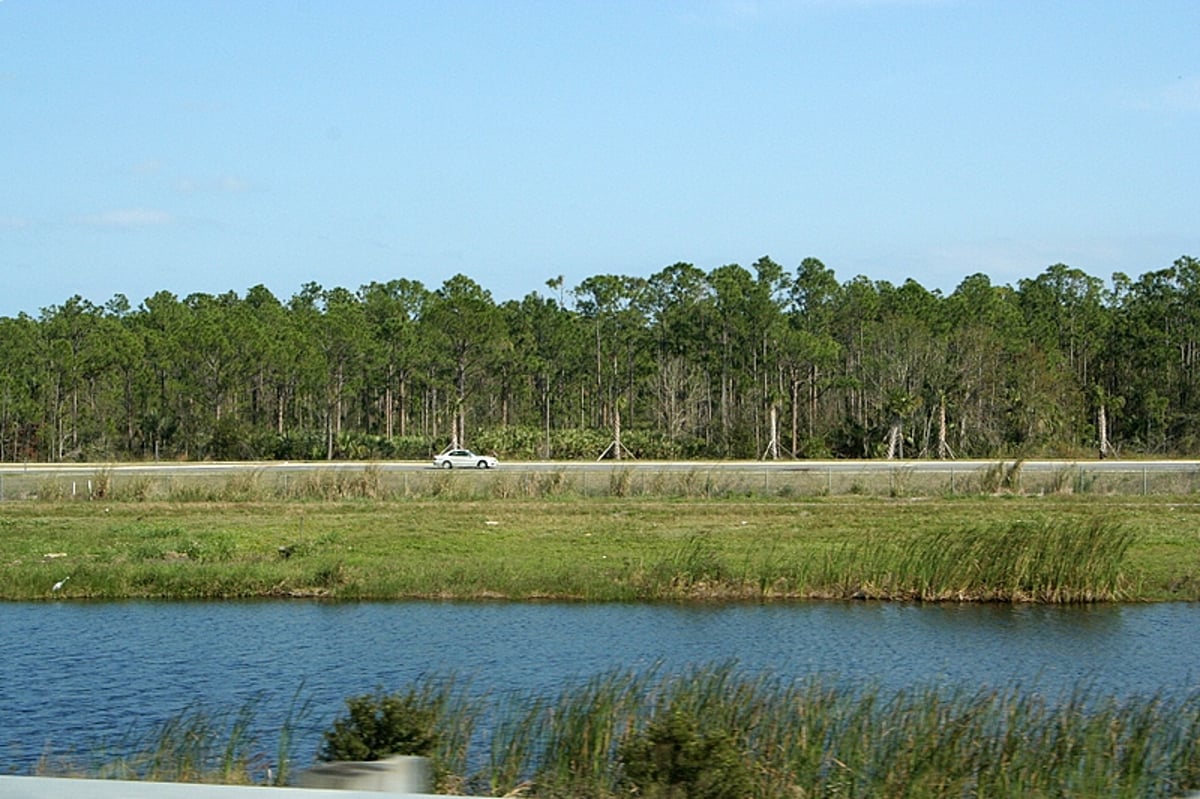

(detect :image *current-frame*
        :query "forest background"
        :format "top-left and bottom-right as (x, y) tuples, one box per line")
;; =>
(3, 255), (1198, 464)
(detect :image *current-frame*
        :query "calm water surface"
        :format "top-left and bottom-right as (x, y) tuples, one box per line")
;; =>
(3, 601), (1199, 772)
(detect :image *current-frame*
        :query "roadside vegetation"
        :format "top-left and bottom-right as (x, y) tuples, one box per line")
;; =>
(2, 469), (1198, 601)
(34, 665), (1200, 798)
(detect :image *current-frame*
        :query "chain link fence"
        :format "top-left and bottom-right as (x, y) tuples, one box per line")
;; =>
(2, 462), (1198, 502)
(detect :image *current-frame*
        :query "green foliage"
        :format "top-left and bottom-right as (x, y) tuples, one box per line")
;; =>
(318, 688), (438, 762)
(549, 427), (610, 460)
(472, 425), (543, 459)
(8, 254), (1200, 463)
(618, 709), (753, 799)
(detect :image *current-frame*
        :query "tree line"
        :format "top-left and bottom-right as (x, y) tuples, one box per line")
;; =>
(2, 255), (1198, 463)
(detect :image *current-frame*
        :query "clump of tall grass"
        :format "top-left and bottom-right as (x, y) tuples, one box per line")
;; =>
(109, 475), (158, 501)
(33, 478), (70, 501)
(36, 703), (266, 784)
(486, 469), (574, 499)
(32, 690), (317, 785)
(977, 458), (1025, 493)
(219, 469), (268, 501)
(608, 467), (635, 497)
(448, 664), (1200, 797)
(280, 466), (384, 501)
(516, 667), (1200, 798)
(627, 519), (1133, 604)
(827, 518), (1134, 602)
(35, 665), (1200, 797)
(640, 535), (733, 598)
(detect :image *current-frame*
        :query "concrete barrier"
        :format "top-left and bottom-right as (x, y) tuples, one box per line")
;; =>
(0, 756), (468, 798)
(297, 755), (432, 792)
(0, 776), (400, 797)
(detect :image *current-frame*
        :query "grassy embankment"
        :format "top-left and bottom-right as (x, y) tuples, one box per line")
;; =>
(34, 665), (1200, 797)
(2, 465), (1198, 601)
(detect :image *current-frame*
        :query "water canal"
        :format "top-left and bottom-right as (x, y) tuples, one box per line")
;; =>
(3, 600), (1199, 774)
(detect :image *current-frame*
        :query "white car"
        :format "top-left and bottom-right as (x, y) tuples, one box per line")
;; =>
(433, 449), (499, 469)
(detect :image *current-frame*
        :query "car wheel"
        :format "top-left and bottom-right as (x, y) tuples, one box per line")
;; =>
(442, 461), (453, 469)
(477, 460), (489, 469)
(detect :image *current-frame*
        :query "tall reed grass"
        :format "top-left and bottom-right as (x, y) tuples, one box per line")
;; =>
(35, 703), (265, 784)
(396, 666), (1200, 798)
(34, 665), (1200, 798)
(819, 518), (1135, 602)
(32, 692), (316, 787)
(633, 518), (1134, 603)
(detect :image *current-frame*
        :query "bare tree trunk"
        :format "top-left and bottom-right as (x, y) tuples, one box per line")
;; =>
(276, 387), (285, 436)
(1098, 402), (1110, 458)
(790, 378), (800, 456)
(384, 384), (394, 439)
(613, 404), (622, 461)
(430, 386), (438, 443)
(937, 393), (951, 460)
(325, 413), (334, 461)
(808, 363), (818, 438)
(452, 401), (462, 450)
(762, 404), (780, 460)
(399, 378), (408, 438)
(544, 386), (551, 459)
(453, 362), (466, 449)
(886, 420), (901, 460)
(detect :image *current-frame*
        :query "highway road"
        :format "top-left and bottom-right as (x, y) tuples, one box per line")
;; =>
(1, 458), (1198, 477)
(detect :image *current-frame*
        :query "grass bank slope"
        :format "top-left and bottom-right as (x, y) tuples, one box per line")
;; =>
(3, 496), (1198, 602)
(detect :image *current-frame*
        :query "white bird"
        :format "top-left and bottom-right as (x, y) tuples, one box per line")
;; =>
(52, 576), (70, 592)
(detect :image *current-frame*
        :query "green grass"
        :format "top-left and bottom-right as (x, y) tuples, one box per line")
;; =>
(2, 494), (1199, 601)
(821, 518), (1136, 602)
(33, 665), (1200, 797)
(34, 702), (265, 784)
(483, 665), (1200, 797)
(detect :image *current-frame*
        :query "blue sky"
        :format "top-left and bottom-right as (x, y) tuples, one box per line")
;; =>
(2, 0), (1197, 317)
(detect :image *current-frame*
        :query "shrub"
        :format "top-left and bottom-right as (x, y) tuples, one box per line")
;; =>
(472, 426), (543, 459)
(618, 708), (753, 799)
(318, 688), (438, 762)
